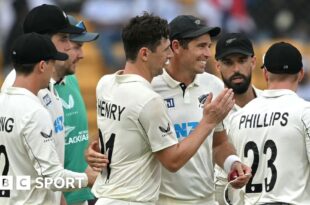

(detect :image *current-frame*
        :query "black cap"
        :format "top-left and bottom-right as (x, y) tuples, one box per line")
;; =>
(169, 15), (221, 40)
(215, 33), (254, 60)
(262, 42), (302, 74)
(23, 4), (83, 34)
(68, 15), (99, 42)
(11, 33), (68, 64)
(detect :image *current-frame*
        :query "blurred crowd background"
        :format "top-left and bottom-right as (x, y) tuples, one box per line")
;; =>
(1, 0), (310, 135)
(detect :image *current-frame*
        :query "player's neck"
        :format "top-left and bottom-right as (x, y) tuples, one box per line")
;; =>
(13, 75), (41, 95)
(268, 82), (298, 92)
(123, 61), (153, 82)
(234, 85), (256, 108)
(166, 63), (195, 86)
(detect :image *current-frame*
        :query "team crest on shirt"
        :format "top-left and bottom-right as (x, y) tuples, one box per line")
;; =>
(42, 94), (52, 106)
(198, 93), (209, 108)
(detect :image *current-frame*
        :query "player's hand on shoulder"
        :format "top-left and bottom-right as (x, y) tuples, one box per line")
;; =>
(228, 161), (252, 189)
(202, 88), (234, 125)
(85, 140), (109, 172)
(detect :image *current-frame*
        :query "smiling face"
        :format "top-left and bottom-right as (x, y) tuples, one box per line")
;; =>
(217, 53), (256, 94)
(177, 34), (213, 75)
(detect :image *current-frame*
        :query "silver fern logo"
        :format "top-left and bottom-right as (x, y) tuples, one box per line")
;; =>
(226, 38), (237, 45)
(198, 93), (209, 108)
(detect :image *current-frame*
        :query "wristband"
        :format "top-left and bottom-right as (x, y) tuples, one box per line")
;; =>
(224, 155), (241, 173)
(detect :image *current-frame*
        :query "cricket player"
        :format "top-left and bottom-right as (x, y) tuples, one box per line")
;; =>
(151, 17), (252, 205)
(214, 32), (262, 204)
(229, 42), (310, 204)
(0, 33), (90, 205)
(89, 13), (235, 205)
(0, 5), (84, 204)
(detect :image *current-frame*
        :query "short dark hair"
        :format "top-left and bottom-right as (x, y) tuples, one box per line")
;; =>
(13, 62), (37, 75)
(122, 12), (169, 61)
(177, 37), (195, 49)
(13, 60), (54, 75)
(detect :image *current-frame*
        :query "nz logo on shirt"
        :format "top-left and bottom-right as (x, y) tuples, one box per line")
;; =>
(54, 116), (64, 133)
(159, 123), (172, 137)
(61, 95), (74, 109)
(174, 121), (199, 139)
(198, 93), (209, 108)
(164, 98), (175, 108)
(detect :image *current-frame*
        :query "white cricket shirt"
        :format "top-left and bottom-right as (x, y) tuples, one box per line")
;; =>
(1, 70), (65, 204)
(0, 87), (87, 205)
(215, 87), (262, 184)
(152, 70), (225, 201)
(93, 71), (178, 202)
(1, 69), (65, 165)
(229, 89), (310, 204)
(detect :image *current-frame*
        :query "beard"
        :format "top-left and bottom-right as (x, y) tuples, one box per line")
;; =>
(221, 72), (252, 94)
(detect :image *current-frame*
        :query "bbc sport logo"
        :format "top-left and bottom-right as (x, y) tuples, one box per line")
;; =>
(0, 176), (84, 190)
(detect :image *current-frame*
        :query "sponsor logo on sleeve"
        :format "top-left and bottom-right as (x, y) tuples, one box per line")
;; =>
(40, 130), (52, 138)
(159, 123), (173, 137)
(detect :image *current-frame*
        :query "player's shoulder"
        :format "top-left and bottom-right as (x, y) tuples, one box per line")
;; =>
(198, 72), (224, 89)
(13, 90), (51, 120)
(37, 88), (62, 109)
(229, 97), (260, 122)
(294, 95), (310, 113)
(64, 74), (79, 86)
(151, 73), (165, 91)
(96, 73), (115, 91)
(1, 69), (16, 92)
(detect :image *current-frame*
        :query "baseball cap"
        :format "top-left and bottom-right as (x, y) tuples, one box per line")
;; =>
(262, 42), (302, 74)
(11, 33), (68, 64)
(23, 4), (83, 34)
(68, 15), (99, 42)
(215, 33), (254, 60)
(169, 15), (221, 40)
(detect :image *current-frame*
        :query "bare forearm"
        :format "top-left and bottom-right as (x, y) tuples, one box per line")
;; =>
(214, 140), (236, 169)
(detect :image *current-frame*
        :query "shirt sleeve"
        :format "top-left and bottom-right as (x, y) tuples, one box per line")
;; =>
(22, 108), (88, 191)
(139, 96), (178, 152)
(301, 106), (310, 163)
(214, 121), (225, 132)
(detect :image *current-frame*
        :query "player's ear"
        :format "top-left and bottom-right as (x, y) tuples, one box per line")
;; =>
(298, 68), (304, 83)
(215, 60), (221, 73)
(36, 60), (46, 73)
(139, 47), (149, 62)
(171, 39), (180, 54)
(251, 56), (256, 71)
(263, 68), (269, 82)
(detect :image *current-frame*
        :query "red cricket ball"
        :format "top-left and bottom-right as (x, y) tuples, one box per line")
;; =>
(228, 170), (238, 181)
